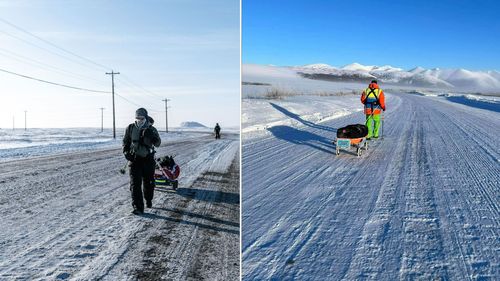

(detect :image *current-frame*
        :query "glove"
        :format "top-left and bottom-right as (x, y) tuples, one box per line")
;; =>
(143, 128), (159, 144)
(382, 107), (386, 111)
(144, 128), (153, 138)
(124, 151), (135, 162)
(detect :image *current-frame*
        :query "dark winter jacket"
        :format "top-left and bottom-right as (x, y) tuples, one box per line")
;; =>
(214, 125), (221, 133)
(123, 120), (161, 159)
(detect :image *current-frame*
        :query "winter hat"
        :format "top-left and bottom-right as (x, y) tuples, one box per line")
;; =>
(371, 80), (378, 84)
(135, 108), (148, 118)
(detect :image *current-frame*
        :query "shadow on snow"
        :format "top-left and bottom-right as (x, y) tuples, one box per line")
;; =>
(173, 187), (239, 204)
(142, 211), (239, 235)
(446, 96), (500, 113)
(152, 207), (239, 228)
(267, 125), (335, 155)
(270, 102), (337, 133)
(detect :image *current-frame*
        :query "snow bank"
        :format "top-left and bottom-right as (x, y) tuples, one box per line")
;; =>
(0, 128), (205, 162)
(242, 64), (366, 98)
(242, 95), (363, 139)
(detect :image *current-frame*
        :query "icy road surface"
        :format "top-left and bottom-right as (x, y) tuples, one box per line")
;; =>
(242, 93), (499, 280)
(0, 132), (239, 280)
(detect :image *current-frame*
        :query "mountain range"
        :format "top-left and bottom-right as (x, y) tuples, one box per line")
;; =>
(292, 63), (500, 92)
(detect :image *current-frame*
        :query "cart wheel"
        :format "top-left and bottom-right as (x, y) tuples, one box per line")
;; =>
(336, 149), (340, 156)
(173, 181), (178, 190)
(364, 141), (368, 150)
(357, 147), (362, 156)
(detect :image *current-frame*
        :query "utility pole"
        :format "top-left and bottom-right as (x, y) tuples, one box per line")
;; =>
(162, 98), (170, 133)
(106, 71), (119, 139)
(100, 107), (105, 132)
(24, 110), (27, 131)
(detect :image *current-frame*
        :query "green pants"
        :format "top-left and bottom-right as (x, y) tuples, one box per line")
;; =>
(365, 114), (381, 138)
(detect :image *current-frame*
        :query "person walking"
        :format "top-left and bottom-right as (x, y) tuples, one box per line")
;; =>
(360, 80), (386, 139)
(123, 108), (161, 215)
(214, 123), (221, 139)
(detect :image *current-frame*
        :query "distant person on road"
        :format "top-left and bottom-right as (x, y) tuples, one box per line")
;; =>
(361, 80), (386, 139)
(123, 108), (161, 215)
(214, 123), (221, 139)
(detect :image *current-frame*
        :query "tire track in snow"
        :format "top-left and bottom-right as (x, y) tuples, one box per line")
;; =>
(88, 135), (239, 280)
(243, 93), (499, 280)
(397, 113), (449, 280)
(343, 99), (415, 280)
(243, 95), (404, 279)
(0, 133), (239, 280)
(421, 97), (500, 280)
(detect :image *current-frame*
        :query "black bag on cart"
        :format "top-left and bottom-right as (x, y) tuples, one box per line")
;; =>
(336, 124), (368, 138)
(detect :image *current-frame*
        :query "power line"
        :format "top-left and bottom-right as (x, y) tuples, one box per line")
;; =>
(0, 20), (163, 101)
(117, 74), (163, 99)
(0, 29), (107, 74)
(0, 17), (111, 71)
(116, 78), (161, 100)
(114, 87), (163, 111)
(0, 67), (110, 93)
(115, 92), (142, 107)
(114, 92), (163, 113)
(0, 47), (109, 87)
(0, 18), (166, 124)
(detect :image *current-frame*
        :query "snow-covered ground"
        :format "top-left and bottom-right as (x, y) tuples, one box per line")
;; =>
(0, 131), (240, 280)
(242, 64), (368, 140)
(0, 127), (236, 162)
(242, 95), (362, 137)
(242, 92), (500, 280)
(243, 64), (367, 98)
(242, 66), (500, 280)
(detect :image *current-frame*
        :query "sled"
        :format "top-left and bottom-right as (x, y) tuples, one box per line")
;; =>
(335, 137), (368, 156)
(334, 124), (369, 156)
(154, 156), (180, 190)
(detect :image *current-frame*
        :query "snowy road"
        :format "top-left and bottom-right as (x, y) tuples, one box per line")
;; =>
(242, 93), (499, 280)
(0, 132), (240, 280)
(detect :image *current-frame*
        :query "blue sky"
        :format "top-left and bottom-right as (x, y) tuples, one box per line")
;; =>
(0, 0), (239, 128)
(243, 0), (500, 71)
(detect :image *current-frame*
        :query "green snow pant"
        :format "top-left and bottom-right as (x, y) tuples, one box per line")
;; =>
(365, 114), (381, 138)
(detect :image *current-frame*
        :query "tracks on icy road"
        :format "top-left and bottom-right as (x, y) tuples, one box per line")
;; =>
(242, 94), (499, 280)
(0, 133), (240, 280)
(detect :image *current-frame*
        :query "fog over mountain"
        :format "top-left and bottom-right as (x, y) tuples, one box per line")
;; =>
(291, 63), (500, 92)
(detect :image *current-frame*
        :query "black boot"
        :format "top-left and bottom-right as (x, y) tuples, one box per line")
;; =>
(146, 200), (152, 208)
(132, 208), (144, 215)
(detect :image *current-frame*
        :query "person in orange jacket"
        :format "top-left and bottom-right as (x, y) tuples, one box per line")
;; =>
(360, 80), (386, 139)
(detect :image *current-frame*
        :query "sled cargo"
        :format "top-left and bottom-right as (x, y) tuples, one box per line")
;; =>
(154, 156), (180, 190)
(334, 124), (369, 156)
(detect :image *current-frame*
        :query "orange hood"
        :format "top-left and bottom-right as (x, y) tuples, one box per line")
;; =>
(368, 83), (379, 89)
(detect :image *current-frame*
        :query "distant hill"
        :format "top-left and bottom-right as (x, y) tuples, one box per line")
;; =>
(289, 62), (500, 92)
(180, 121), (207, 128)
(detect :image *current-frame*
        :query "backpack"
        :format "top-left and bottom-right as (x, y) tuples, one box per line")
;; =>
(365, 88), (380, 106)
